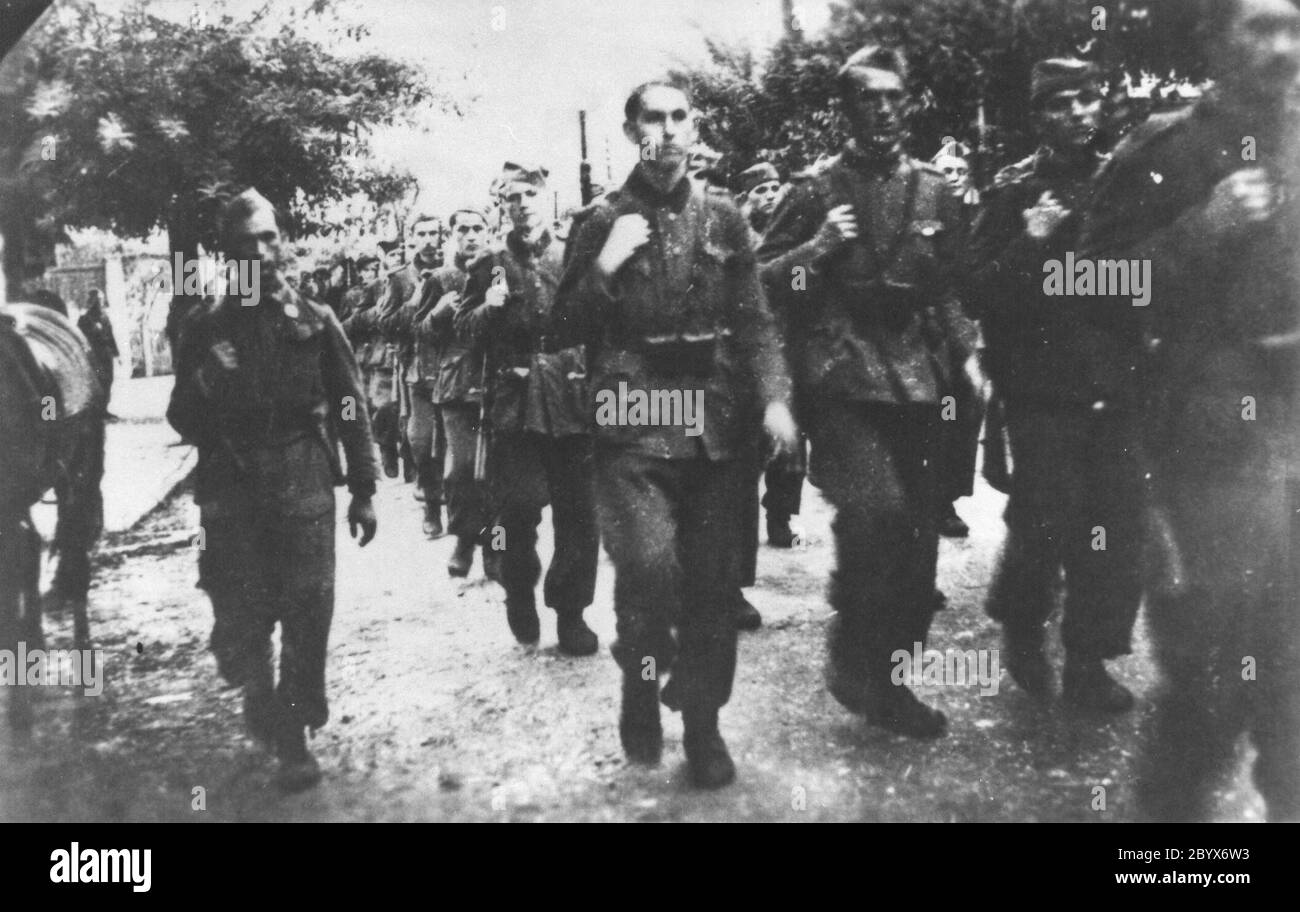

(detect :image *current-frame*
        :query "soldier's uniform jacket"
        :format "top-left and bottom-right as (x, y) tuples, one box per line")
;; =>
(757, 145), (973, 407)
(376, 258), (438, 379)
(966, 148), (1141, 408)
(341, 277), (388, 371)
(1079, 90), (1300, 472)
(469, 227), (590, 437)
(166, 283), (379, 505)
(411, 252), (493, 405)
(556, 166), (792, 461)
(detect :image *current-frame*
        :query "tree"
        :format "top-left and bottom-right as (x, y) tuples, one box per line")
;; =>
(674, 0), (1217, 186)
(0, 0), (453, 303)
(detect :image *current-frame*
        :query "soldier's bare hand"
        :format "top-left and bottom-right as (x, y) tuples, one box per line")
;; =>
(595, 214), (651, 277)
(484, 283), (508, 309)
(433, 290), (462, 316)
(208, 340), (238, 372)
(763, 401), (800, 455)
(348, 495), (377, 547)
(815, 204), (859, 247)
(1205, 168), (1276, 232)
(1023, 191), (1071, 240)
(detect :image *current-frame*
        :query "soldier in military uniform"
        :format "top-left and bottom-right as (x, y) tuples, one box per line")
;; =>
(966, 59), (1143, 712)
(379, 214), (447, 536)
(411, 209), (494, 577)
(167, 189), (378, 792)
(464, 161), (601, 654)
(557, 81), (797, 787)
(1080, 0), (1300, 821)
(77, 289), (119, 415)
(736, 161), (807, 552)
(345, 239), (404, 477)
(757, 46), (973, 738)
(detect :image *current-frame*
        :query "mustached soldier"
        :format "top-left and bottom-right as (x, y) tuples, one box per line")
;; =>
(557, 81), (797, 787)
(966, 59), (1143, 712)
(1080, 0), (1300, 821)
(465, 161), (601, 654)
(758, 45), (973, 738)
(167, 189), (378, 791)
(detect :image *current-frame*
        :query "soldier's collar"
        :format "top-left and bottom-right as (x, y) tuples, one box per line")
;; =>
(843, 139), (903, 177)
(507, 226), (553, 258)
(627, 165), (693, 212)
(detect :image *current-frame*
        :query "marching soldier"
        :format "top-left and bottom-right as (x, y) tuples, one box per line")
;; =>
(757, 45), (974, 738)
(346, 239), (404, 477)
(166, 189), (378, 791)
(379, 214), (448, 536)
(966, 58), (1143, 712)
(412, 209), (494, 577)
(468, 161), (600, 654)
(736, 161), (807, 551)
(1080, 0), (1300, 821)
(557, 80), (797, 786)
(77, 288), (120, 415)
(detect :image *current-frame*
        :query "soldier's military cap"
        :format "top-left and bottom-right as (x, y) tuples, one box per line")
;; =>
(218, 187), (277, 249)
(377, 239), (402, 254)
(735, 162), (780, 195)
(837, 44), (908, 91)
(1030, 58), (1100, 106)
(932, 136), (972, 162)
(499, 160), (550, 190)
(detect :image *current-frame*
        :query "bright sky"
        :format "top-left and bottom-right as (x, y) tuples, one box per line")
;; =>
(129, 0), (837, 218)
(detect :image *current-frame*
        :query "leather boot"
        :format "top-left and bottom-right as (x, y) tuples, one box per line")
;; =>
(1004, 624), (1054, 697)
(274, 723), (322, 793)
(422, 501), (443, 539)
(556, 606), (598, 656)
(505, 592), (540, 645)
(620, 670), (662, 765)
(1063, 656), (1134, 713)
(733, 591), (762, 631)
(683, 706), (735, 789)
(380, 444), (399, 479)
(448, 536), (475, 578)
(766, 514), (795, 548)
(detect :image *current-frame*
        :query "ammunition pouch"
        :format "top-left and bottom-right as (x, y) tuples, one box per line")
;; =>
(636, 329), (731, 377)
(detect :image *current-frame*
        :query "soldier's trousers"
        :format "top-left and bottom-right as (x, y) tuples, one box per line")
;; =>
(406, 385), (446, 504)
(761, 435), (806, 521)
(986, 402), (1143, 659)
(366, 367), (399, 458)
(595, 446), (747, 712)
(939, 375), (983, 505)
(806, 401), (941, 684)
(1138, 465), (1300, 821)
(441, 401), (487, 540)
(489, 432), (598, 610)
(197, 437), (335, 730)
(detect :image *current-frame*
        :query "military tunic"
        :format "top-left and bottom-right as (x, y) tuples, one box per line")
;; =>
(557, 166), (791, 712)
(167, 285), (378, 729)
(758, 145), (971, 695)
(1079, 91), (1300, 821)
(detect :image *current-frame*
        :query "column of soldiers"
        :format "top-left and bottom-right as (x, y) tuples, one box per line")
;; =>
(163, 0), (1299, 819)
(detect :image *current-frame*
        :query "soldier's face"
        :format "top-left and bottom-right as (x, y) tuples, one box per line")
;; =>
(1221, 0), (1300, 101)
(229, 207), (284, 289)
(934, 154), (971, 191)
(362, 263), (379, 283)
(384, 248), (404, 271)
(625, 86), (698, 171)
(503, 185), (543, 233)
(843, 73), (905, 152)
(1037, 85), (1103, 152)
(453, 215), (488, 257)
(411, 219), (440, 261)
(746, 180), (783, 216)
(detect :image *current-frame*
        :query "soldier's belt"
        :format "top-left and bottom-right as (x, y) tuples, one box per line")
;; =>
(631, 330), (731, 377)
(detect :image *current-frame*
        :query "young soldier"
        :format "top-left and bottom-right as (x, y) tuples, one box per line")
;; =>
(167, 189), (378, 791)
(966, 59), (1143, 712)
(757, 46), (974, 738)
(557, 81), (797, 787)
(468, 161), (600, 654)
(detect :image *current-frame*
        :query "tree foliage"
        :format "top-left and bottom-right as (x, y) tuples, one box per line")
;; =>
(674, 0), (1216, 185)
(0, 0), (449, 288)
